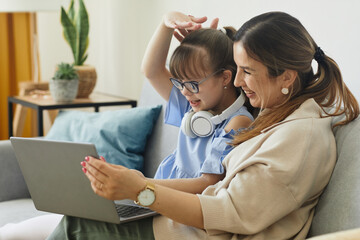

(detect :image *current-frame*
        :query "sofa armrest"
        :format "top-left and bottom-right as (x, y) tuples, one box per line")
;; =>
(306, 228), (360, 240)
(308, 117), (360, 237)
(0, 140), (30, 202)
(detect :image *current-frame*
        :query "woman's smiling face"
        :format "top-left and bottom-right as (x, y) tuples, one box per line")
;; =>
(233, 42), (286, 109)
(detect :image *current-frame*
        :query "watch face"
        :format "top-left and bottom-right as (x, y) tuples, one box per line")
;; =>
(138, 189), (155, 206)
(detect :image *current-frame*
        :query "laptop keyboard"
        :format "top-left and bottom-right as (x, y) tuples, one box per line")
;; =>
(115, 204), (154, 218)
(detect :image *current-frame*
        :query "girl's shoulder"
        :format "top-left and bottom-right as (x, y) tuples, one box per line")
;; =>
(222, 106), (254, 133)
(232, 106), (254, 121)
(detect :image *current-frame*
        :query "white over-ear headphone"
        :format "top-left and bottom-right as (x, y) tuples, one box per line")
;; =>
(181, 92), (246, 138)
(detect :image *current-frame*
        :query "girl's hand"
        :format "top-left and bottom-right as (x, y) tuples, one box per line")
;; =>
(81, 156), (146, 201)
(163, 11), (209, 42)
(163, 11), (206, 30)
(166, 12), (220, 42)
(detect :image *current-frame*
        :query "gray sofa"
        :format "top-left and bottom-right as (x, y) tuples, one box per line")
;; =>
(0, 81), (359, 239)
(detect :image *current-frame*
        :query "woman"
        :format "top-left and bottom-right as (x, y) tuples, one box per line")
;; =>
(47, 11), (359, 239)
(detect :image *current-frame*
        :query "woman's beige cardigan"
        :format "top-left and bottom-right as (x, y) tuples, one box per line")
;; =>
(153, 99), (336, 240)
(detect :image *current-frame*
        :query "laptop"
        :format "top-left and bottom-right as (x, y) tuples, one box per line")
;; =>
(10, 137), (158, 224)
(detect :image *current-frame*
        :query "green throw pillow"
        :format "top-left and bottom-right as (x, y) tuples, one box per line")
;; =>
(45, 105), (162, 171)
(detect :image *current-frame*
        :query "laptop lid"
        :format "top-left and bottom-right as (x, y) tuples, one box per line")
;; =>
(10, 137), (156, 224)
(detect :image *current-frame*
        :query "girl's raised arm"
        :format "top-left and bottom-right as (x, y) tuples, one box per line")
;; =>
(141, 12), (207, 100)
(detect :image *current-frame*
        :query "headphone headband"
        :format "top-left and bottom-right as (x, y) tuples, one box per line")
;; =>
(181, 90), (246, 138)
(211, 91), (245, 125)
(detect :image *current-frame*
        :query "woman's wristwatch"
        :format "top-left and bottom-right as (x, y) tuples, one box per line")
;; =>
(135, 181), (156, 207)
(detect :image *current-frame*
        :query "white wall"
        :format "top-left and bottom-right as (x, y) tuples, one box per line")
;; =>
(37, 0), (360, 101)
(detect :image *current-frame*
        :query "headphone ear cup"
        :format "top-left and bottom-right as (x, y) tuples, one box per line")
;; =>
(181, 111), (197, 138)
(190, 111), (215, 137)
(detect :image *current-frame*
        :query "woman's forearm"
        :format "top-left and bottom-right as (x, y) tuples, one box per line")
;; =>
(83, 157), (208, 229)
(149, 184), (204, 229)
(149, 173), (224, 194)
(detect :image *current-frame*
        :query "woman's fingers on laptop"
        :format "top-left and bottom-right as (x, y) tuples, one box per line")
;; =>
(84, 156), (105, 162)
(82, 157), (108, 179)
(82, 156), (124, 198)
(81, 157), (108, 194)
(81, 157), (146, 201)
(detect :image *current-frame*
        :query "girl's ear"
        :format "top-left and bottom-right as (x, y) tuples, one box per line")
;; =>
(222, 70), (233, 86)
(281, 69), (297, 89)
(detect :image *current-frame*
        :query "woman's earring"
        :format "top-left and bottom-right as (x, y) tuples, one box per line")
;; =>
(281, 87), (289, 95)
(224, 86), (227, 89)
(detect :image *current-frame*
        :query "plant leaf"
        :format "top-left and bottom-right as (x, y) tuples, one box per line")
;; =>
(80, 54), (88, 65)
(61, 7), (77, 63)
(76, 0), (89, 65)
(68, 0), (75, 23)
(53, 62), (78, 80)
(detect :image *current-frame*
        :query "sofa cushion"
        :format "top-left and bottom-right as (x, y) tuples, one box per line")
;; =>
(139, 80), (179, 177)
(0, 140), (30, 202)
(0, 199), (48, 227)
(308, 117), (360, 237)
(45, 105), (162, 171)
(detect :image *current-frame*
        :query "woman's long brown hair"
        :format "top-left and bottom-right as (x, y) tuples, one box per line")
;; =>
(232, 12), (359, 146)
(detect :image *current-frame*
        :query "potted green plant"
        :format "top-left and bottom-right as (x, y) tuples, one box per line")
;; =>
(49, 62), (79, 102)
(61, 0), (97, 98)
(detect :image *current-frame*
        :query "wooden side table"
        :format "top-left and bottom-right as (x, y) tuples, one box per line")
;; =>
(8, 93), (137, 137)
(13, 82), (50, 137)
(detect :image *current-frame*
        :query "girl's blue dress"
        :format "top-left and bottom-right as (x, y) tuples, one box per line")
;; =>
(154, 87), (253, 179)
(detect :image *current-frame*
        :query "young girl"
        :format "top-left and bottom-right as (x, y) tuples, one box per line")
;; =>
(142, 11), (253, 189)
(0, 12), (253, 240)
(48, 11), (358, 239)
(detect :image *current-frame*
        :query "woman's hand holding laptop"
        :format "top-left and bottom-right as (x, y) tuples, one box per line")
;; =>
(81, 156), (147, 202)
